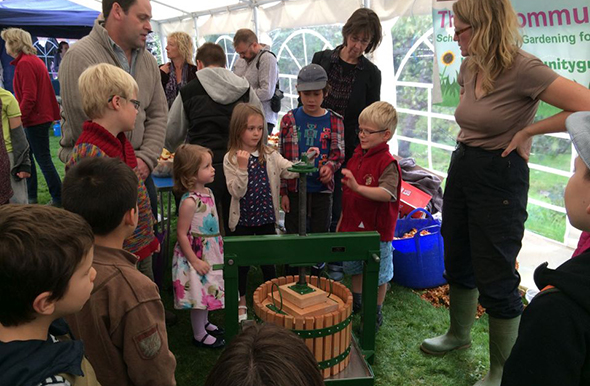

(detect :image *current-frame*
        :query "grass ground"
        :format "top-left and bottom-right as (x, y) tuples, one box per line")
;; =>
(39, 132), (492, 385)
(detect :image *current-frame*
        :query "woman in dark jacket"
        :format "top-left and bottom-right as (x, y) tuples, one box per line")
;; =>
(313, 8), (382, 278)
(160, 32), (197, 109)
(312, 8), (382, 163)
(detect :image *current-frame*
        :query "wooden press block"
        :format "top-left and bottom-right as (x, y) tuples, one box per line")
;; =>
(263, 296), (339, 317)
(280, 283), (328, 309)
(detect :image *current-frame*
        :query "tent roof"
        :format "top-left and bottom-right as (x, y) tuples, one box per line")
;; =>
(67, 0), (430, 37)
(0, 0), (100, 38)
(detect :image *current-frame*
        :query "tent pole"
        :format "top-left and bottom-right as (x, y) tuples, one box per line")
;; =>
(153, 21), (167, 64)
(193, 16), (199, 47)
(253, 5), (259, 36)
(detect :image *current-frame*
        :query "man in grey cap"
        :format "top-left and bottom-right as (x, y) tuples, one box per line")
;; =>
(278, 63), (344, 243)
(502, 111), (590, 386)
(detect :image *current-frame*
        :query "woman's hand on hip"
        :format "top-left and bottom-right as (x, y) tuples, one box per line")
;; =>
(502, 129), (532, 161)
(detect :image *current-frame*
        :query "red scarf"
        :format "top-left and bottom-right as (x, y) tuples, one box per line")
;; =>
(77, 121), (138, 168)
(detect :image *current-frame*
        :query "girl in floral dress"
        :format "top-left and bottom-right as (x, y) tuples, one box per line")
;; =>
(172, 144), (225, 349)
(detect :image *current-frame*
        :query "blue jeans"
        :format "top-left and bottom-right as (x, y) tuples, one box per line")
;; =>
(25, 122), (62, 204)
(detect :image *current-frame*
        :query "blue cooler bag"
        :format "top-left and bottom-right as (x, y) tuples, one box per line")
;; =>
(392, 208), (446, 289)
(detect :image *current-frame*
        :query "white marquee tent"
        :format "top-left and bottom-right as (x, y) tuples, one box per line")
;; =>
(67, 0), (580, 247)
(69, 0), (431, 37)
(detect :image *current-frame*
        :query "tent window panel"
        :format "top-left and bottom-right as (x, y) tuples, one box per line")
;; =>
(397, 112), (427, 141)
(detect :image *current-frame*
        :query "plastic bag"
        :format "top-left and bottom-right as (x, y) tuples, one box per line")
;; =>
(392, 208), (446, 289)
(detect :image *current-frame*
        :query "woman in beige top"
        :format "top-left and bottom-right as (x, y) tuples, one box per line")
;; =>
(420, 0), (590, 385)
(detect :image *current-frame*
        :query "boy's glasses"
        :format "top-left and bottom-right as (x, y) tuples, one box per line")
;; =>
(108, 95), (141, 111)
(356, 128), (388, 136)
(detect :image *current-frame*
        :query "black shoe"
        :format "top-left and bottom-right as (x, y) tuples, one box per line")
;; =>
(165, 310), (177, 327)
(376, 310), (383, 333)
(353, 301), (362, 314)
(192, 334), (225, 349)
(205, 322), (224, 338)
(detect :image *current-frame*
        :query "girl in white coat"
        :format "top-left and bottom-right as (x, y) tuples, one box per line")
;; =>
(224, 103), (317, 321)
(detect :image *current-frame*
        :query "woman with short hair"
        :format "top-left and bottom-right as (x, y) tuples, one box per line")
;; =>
(312, 7), (383, 283)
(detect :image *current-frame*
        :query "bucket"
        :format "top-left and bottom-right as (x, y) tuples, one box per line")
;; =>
(392, 208), (446, 289)
(53, 121), (61, 137)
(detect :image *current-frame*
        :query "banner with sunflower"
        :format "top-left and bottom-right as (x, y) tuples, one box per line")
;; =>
(432, 0), (590, 109)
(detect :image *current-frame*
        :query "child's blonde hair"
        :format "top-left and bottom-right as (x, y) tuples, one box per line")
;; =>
(173, 144), (214, 195)
(227, 103), (270, 164)
(1, 28), (36, 56)
(358, 101), (398, 136)
(78, 63), (139, 119)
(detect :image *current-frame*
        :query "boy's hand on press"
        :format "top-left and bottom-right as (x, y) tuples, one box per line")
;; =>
(319, 165), (333, 184)
(341, 168), (359, 192)
(193, 259), (211, 276)
(237, 150), (250, 170)
(306, 147), (320, 161)
(281, 195), (290, 213)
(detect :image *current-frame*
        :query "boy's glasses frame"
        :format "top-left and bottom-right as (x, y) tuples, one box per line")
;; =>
(356, 128), (388, 136)
(108, 95), (141, 111)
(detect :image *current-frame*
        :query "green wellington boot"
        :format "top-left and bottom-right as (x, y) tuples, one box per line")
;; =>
(420, 285), (479, 355)
(474, 315), (521, 386)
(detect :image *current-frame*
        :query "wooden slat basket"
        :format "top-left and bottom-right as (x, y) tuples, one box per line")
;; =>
(253, 275), (353, 378)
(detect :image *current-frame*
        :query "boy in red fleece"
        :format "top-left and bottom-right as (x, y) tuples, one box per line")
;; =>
(66, 63), (159, 279)
(338, 101), (401, 330)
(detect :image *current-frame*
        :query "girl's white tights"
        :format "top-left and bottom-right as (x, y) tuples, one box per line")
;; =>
(190, 309), (218, 344)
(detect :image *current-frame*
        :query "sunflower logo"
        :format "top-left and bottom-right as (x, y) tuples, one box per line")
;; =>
(442, 51), (455, 66)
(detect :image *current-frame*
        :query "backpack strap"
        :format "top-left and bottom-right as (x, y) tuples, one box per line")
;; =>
(256, 50), (277, 70)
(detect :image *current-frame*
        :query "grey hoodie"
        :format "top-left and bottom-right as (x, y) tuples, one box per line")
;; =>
(166, 67), (264, 151)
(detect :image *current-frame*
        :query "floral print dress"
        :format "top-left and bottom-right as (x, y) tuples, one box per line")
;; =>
(172, 190), (225, 310)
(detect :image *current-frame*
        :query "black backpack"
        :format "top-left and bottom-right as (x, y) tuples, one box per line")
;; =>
(256, 50), (284, 113)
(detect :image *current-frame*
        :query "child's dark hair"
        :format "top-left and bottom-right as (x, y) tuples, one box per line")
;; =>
(62, 157), (139, 235)
(196, 42), (227, 68)
(0, 205), (94, 327)
(173, 144), (214, 195)
(204, 323), (325, 386)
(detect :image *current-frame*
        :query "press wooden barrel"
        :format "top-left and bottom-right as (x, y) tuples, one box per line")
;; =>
(253, 275), (353, 378)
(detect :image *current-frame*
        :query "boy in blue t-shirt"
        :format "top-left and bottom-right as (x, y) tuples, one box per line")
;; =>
(279, 64), (344, 235)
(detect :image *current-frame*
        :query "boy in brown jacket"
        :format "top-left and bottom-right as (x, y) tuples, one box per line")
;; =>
(0, 205), (100, 386)
(62, 157), (176, 386)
